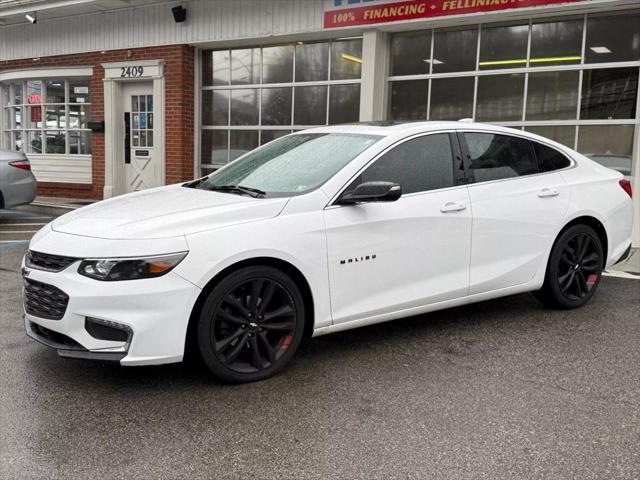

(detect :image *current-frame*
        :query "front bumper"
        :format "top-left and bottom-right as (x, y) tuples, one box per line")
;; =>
(26, 319), (126, 361)
(23, 257), (202, 366)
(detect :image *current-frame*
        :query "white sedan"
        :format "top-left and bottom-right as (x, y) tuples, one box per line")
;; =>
(23, 122), (634, 383)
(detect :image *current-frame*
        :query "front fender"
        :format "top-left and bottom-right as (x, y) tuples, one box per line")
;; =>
(175, 213), (332, 329)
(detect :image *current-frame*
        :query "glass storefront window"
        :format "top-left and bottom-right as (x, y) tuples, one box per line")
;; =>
(389, 80), (427, 121)
(526, 71), (579, 120)
(1, 78), (91, 155)
(229, 130), (259, 161)
(45, 131), (65, 154)
(201, 130), (229, 165)
(69, 130), (91, 155)
(13, 107), (23, 129)
(329, 84), (360, 124)
(68, 105), (90, 129)
(201, 38), (362, 168)
(202, 50), (230, 87)
(525, 125), (576, 148)
(331, 39), (362, 80)
(585, 12), (640, 64)
(13, 131), (22, 152)
(476, 74), (525, 121)
(430, 77), (474, 121)
(530, 19), (583, 66)
(68, 79), (90, 103)
(262, 45), (294, 84)
(295, 42), (329, 82)
(432, 28), (478, 73)
(201, 90), (229, 126)
(580, 68), (638, 120)
(230, 89), (259, 125)
(578, 124), (635, 156)
(578, 125), (635, 177)
(45, 105), (66, 129)
(261, 87), (292, 125)
(13, 83), (23, 105)
(45, 80), (65, 103)
(26, 130), (41, 153)
(390, 31), (431, 76)
(26, 81), (41, 103)
(231, 48), (260, 85)
(479, 23), (529, 69)
(260, 130), (290, 145)
(294, 86), (327, 125)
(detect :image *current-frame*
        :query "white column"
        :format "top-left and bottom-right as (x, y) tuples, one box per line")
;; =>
(359, 29), (389, 122)
(103, 78), (115, 199)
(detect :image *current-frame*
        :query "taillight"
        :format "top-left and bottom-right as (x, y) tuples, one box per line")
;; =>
(619, 179), (632, 198)
(8, 159), (31, 170)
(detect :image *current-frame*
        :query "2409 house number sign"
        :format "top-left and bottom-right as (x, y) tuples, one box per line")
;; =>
(120, 66), (144, 78)
(102, 60), (162, 80)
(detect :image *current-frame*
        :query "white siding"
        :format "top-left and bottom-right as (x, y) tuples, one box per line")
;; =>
(28, 155), (92, 184)
(0, 0), (326, 61)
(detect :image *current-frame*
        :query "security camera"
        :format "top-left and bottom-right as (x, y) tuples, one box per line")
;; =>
(171, 5), (186, 23)
(26, 13), (37, 24)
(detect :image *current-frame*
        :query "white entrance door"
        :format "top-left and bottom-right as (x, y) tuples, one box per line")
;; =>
(121, 82), (161, 192)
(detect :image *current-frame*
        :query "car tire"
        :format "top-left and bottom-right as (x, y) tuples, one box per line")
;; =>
(533, 224), (604, 309)
(197, 266), (305, 383)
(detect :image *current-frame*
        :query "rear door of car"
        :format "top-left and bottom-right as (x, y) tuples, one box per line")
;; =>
(457, 131), (571, 295)
(324, 131), (472, 324)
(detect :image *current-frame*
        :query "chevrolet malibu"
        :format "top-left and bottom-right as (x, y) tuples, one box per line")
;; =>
(23, 122), (634, 383)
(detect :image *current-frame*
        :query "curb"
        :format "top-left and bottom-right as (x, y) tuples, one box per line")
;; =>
(15, 202), (78, 217)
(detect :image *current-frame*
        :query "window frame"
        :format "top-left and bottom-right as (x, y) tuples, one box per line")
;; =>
(456, 129), (575, 186)
(386, 11), (640, 156)
(0, 77), (92, 156)
(331, 130), (466, 206)
(200, 38), (364, 172)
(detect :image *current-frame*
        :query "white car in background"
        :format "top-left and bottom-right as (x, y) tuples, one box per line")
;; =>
(23, 122), (633, 383)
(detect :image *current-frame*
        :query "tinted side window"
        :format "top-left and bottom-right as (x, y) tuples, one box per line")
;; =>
(352, 134), (455, 194)
(464, 133), (538, 182)
(533, 142), (572, 172)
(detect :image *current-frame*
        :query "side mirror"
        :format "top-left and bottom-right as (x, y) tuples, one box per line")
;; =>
(338, 181), (402, 205)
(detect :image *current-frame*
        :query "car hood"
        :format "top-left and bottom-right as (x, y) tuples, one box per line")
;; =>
(51, 185), (290, 240)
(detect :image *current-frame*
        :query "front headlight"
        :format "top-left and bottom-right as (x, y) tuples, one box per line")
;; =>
(78, 252), (187, 281)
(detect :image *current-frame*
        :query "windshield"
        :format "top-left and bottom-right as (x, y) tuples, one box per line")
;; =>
(196, 133), (381, 196)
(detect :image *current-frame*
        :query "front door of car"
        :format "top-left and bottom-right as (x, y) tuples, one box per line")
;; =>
(458, 131), (570, 295)
(324, 132), (472, 325)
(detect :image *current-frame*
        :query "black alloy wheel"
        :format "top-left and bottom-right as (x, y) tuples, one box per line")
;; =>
(197, 266), (305, 383)
(534, 224), (604, 309)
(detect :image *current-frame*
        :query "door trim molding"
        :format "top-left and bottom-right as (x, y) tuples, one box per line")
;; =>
(103, 59), (164, 199)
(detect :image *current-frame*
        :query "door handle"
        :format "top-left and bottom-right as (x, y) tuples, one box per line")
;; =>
(537, 187), (559, 198)
(440, 201), (467, 213)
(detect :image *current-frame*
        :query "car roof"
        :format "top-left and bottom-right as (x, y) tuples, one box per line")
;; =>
(296, 121), (526, 138)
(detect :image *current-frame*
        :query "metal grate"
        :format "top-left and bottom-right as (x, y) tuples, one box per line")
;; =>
(26, 250), (77, 272)
(23, 278), (69, 320)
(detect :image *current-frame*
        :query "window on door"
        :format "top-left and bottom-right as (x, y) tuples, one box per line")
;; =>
(131, 95), (154, 148)
(349, 133), (456, 195)
(464, 132), (538, 182)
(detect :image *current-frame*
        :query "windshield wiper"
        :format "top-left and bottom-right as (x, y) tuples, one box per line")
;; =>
(202, 184), (266, 198)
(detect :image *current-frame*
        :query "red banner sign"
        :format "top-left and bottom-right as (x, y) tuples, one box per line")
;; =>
(324, 0), (585, 28)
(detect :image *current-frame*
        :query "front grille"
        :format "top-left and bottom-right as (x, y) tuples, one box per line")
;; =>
(23, 278), (69, 320)
(26, 250), (77, 272)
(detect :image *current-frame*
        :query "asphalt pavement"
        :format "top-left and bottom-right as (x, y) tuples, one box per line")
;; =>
(1, 210), (639, 479)
(0, 209), (55, 246)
